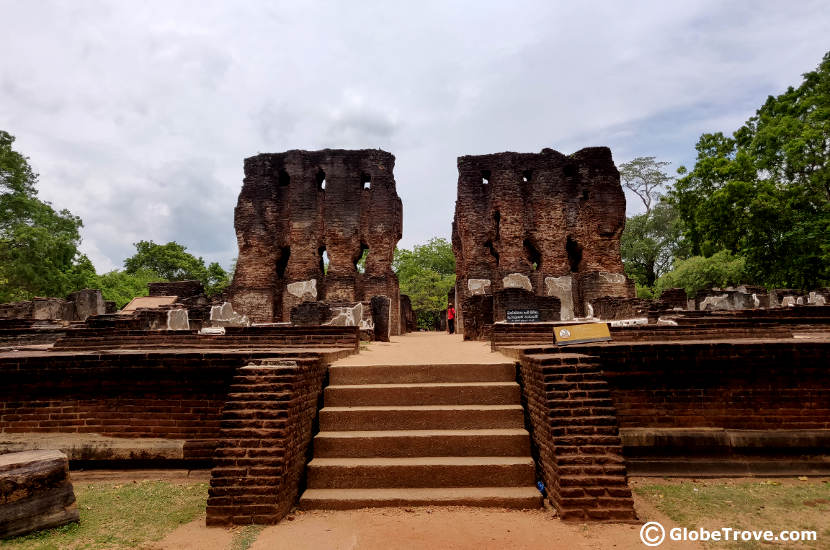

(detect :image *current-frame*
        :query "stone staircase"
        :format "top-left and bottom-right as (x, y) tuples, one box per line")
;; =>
(299, 362), (542, 509)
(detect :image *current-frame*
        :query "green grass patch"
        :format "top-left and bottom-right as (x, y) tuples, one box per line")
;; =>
(634, 479), (830, 549)
(230, 524), (265, 550)
(3, 480), (208, 550)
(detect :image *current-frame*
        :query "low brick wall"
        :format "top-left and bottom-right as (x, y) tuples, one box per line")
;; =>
(575, 341), (830, 430)
(206, 359), (327, 525)
(516, 352), (636, 520)
(51, 326), (360, 352)
(0, 351), (332, 461)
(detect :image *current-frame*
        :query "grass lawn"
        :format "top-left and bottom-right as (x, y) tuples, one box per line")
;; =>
(3, 480), (209, 550)
(633, 478), (830, 549)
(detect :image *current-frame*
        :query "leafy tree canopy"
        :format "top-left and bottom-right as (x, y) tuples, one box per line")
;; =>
(0, 130), (93, 302)
(654, 250), (748, 297)
(670, 51), (830, 289)
(393, 237), (456, 330)
(124, 240), (229, 296)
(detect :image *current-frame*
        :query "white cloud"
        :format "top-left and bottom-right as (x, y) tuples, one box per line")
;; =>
(1, 0), (828, 267)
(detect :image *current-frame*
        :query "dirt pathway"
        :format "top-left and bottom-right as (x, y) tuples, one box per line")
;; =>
(336, 332), (507, 365)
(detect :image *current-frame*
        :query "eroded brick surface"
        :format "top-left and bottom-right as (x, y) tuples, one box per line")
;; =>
(452, 147), (633, 332)
(228, 149), (402, 334)
(205, 360), (327, 526)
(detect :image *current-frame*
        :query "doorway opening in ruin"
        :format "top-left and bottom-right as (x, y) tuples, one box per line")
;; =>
(566, 236), (583, 273)
(493, 211), (500, 240)
(318, 246), (328, 274)
(563, 164), (577, 178)
(484, 240), (499, 265)
(316, 169), (326, 190)
(522, 170), (532, 183)
(276, 247), (290, 279)
(481, 170), (490, 185)
(524, 239), (541, 271)
(278, 169), (290, 187)
(362, 173), (371, 190)
(355, 243), (369, 273)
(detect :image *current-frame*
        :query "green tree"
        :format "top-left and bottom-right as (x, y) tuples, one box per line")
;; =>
(123, 240), (229, 296)
(670, 51), (830, 289)
(393, 237), (456, 330)
(0, 130), (93, 302)
(619, 156), (673, 214)
(88, 268), (161, 309)
(654, 250), (748, 297)
(618, 156), (687, 290)
(621, 201), (686, 288)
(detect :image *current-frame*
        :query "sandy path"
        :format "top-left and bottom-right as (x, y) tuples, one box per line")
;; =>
(152, 498), (700, 550)
(336, 332), (509, 366)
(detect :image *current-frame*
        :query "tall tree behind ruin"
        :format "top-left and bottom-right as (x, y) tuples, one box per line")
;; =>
(670, 50), (830, 289)
(0, 130), (92, 302)
(618, 157), (687, 289)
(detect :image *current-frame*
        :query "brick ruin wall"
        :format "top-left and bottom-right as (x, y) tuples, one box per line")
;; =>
(0, 353), (250, 461)
(229, 149), (403, 334)
(452, 147), (633, 334)
(576, 341), (830, 431)
(510, 339), (830, 514)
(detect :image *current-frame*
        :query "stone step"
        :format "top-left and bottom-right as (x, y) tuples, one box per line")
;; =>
(306, 456), (536, 488)
(299, 487), (542, 510)
(313, 429), (531, 458)
(324, 382), (520, 406)
(329, 363), (516, 385)
(318, 405), (525, 431)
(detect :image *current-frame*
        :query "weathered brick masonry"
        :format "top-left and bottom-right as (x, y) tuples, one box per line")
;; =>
(576, 341), (830, 430)
(516, 352), (636, 520)
(229, 149), (403, 334)
(206, 359), (328, 526)
(0, 327), (358, 462)
(452, 147), (633, 335)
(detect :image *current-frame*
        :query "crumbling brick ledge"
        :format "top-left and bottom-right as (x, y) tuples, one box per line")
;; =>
(206, 358), (328, 526)
(515, 351), (637, 521)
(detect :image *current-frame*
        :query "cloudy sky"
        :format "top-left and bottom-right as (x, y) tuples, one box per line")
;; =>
(1, 1), (828, 272)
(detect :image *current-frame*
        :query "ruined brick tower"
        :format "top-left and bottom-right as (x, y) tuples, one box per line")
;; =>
(452, 147), (633, 332)
(229, 149), (403, 334)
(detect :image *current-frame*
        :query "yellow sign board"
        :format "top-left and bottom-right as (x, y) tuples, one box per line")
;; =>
(554, 323), (612, 346)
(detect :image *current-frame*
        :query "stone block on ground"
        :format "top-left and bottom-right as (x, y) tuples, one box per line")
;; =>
(370, 296), (391, 342)
(166, 309), (190, 330)
(209, 302), (251, 327)
(0, 450), (79, 539)
(494, 288), (560, 322)
(67, 289), (105, 321)
(290, 301), (333, 326)
(461, 294), (494, 341)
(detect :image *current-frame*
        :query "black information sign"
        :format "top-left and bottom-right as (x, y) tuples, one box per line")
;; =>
(506, 309), (540, 323)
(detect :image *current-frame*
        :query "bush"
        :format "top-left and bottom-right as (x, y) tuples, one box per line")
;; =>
(654, 250), (749, 297)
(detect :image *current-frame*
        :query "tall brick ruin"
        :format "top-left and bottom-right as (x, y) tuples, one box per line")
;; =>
(229, 149), (403, 334)
(452, 147), (633, 333)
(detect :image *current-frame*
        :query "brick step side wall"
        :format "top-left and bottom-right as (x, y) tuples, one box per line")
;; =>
(206, 359), (327, 526)
(517, 352), (636, 521)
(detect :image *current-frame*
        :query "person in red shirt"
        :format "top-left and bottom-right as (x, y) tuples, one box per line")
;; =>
(447, 305), (456, 334)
